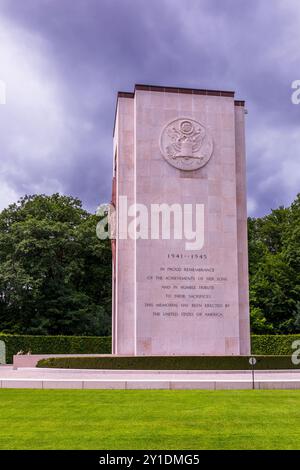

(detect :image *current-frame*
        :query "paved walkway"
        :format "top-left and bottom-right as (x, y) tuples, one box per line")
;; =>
(1, 366), (300, 389)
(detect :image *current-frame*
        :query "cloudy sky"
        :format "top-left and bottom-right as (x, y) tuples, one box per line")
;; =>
(0, 0), (299, 216)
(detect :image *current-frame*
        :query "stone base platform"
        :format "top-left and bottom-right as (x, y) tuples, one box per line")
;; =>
(13, 354), (112, 368)
(1, 366), (300, 390)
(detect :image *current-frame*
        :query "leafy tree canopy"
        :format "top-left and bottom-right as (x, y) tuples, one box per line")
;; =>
(0, 194), (111, 336)
(249, 193), (300, 334)
(0, 192), (299, 336)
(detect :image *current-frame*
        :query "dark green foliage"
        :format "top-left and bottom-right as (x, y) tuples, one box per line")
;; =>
(0, 334), (112, 363)
(251, 334), (300, 355)
(37, 354), (300, 370)
(248, 194), (300, 334)
(2, 333), (300, 364)
(0, 194), (112, 336)
(0, 191), (299, 338)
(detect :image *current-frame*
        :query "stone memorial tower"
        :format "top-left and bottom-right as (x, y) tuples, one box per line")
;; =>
(111, 84), (250, 356)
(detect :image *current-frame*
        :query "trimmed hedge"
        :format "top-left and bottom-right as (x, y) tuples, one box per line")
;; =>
(251, 335), (300, 355)
(0, 334), (112, 363)
(37, 355), (300, 370)
(1, 333), (299, 364)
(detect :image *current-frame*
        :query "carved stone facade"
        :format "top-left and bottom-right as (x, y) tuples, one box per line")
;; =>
(112, 84), (250, 356)
(160, 118), (213, 171)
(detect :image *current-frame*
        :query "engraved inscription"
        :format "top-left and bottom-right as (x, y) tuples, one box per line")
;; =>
(143, 255), (230, 320)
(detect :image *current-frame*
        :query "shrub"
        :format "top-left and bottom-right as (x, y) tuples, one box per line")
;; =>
(37, 355), (300, 370)
(1, 334), (299, 364)
(0, 334), (111, 363)
(251, 335), (300, 355)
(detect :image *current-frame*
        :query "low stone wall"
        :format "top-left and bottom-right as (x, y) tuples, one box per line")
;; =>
(13, 354), (112, 368)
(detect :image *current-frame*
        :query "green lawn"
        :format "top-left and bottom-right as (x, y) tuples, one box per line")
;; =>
(0, 389), (300, 450)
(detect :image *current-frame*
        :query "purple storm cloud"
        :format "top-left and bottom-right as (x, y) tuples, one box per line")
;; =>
(0, 0), (299, 216)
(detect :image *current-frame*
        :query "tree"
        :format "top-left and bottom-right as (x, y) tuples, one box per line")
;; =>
(0, 194), (111, 335)
(1, 191), (299, 336)
(248, 194), (300, 333)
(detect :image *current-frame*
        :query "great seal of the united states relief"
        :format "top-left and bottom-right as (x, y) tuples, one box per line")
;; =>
(159, 118), (213, 171)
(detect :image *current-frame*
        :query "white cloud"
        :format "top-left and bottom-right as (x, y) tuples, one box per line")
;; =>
(0, 16), (76, 209)
(0, 181), (19, 210)
(247, 197), (257, 216)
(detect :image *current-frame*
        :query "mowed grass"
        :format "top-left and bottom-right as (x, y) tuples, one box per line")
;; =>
(0, 389), (300, 449)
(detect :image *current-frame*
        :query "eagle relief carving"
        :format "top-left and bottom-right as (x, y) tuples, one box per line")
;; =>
(160, 118), (213, 171)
